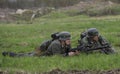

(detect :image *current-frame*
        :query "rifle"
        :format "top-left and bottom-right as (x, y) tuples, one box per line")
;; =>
(70, 44), (110, 54)
(64, 45), (71, 56)
(85, 44), (110, 51)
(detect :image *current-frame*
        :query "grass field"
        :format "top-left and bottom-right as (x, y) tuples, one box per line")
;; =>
(0, 14), (120, 73)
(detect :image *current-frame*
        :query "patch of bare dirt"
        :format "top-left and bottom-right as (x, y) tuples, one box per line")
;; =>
(60, 1), (114, 11)
(116, 34), (120, 37)
(43, 68), (120, 74)
(0, 69), (120, 74)
(0, 7), (55, 22)
(0, 8), (15, 22)
(115, 44), (120, 47)
(58, 1), (118, 16)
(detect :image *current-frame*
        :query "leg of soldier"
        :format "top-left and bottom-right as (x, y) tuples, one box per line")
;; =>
(100, 48), (116, 54)
(2, 47), (42, 57)
(34, 48), (42, 56)
(2, 51), (36, 57)
(16, 47), (43, 57)
(2, 51), (17, 57)
(99, 49), (108, 54)
(15, 47), (43, 57)
(15, 52), (36, 57)
(105, 48), (116, 54)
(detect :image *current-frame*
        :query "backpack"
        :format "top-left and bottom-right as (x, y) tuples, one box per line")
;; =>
(39, 39), (53, 52)
(80, 31), (87, 39)
(38, 32), (60, 52)
(78, 31), (104, 46)
(78, 31), (87, 45)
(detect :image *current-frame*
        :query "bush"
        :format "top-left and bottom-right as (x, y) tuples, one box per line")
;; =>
(86, 4), (120, 16)
(11, 10), (33, 21)
(74, 3), (120, 16)
(110, 4), (120, 14)
(42, 11), (69, 18)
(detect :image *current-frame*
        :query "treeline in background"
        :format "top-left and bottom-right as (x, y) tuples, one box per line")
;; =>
(0, 0), (120, 9)
(0, 0), (80, 9)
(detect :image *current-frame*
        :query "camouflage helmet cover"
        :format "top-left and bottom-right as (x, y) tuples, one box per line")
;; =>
(59, 31), (71, 40)
(87, 28), (99, 37)
(51, 32), (59, 39)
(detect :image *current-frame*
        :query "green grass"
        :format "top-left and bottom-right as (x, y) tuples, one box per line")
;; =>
(0, 14), (120, 73)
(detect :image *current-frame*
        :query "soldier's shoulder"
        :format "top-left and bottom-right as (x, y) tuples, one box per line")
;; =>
(98, 35), (104, 38)
(81, 37), (88, 43)
(41, 39), (52, 45)
(50, 40), (60, 45)
(41, 39), (52, 43)
(98, 35), (107, 41)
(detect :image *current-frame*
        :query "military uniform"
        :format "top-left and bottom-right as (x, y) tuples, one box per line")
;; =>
(41, 31), (71, 56)
(78, 28), (115, 54)
(41, 40), (69, 56)
(79, 36), (115, 54)
(2, 39), (53, 57)
(39, 40), (53, 52)
(2, 32), (71, 57)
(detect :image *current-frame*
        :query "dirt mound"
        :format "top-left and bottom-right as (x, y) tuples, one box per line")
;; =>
(60, 1), (115, 10)
(0, 8), (15, 22)
(0, 69), (120, 74)
(59, 1), (120, 16)
(0, 7), (55, 23)
(43, 68), (120, 74)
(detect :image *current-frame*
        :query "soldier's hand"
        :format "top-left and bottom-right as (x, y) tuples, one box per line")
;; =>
(68, 51), (80, 56)
(68, 52), (75, 56)
(75, 50), (80, 55)
(65, 39), (71, 45)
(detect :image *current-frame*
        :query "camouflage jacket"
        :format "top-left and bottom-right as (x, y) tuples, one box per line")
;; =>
(78, 35), (115, 54)
(41, 40), (70, 56)
(39, 39), (53, 52)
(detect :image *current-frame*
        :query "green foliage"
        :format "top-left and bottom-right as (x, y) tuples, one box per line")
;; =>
(42, 11), (69, 18)
(59, 2), (120, 17)
(63, 10), (87, 17)
(0, 14), (120, 73)
(11, 10), (33, 21)
(0, 0), (81, 9)
(86, 4), (120, 16)
(110, 4), (120, 14)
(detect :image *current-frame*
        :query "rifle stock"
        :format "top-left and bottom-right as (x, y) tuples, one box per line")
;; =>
(70, 44), (110, 52)
(86, 45), (109, 51)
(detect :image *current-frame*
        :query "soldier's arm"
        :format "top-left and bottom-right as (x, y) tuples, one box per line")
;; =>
(78, 38), (89, 52)
(48, 43), (61, 55)
(99, 36), (116, 54)
(40, 42), (61, 56)
(99, 36), (110, 45)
